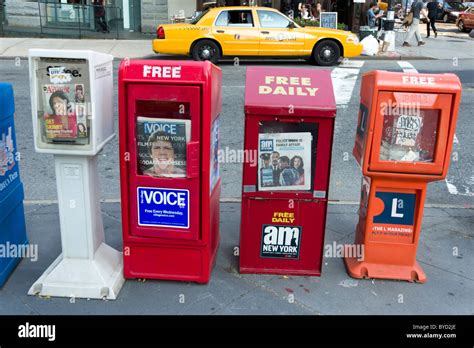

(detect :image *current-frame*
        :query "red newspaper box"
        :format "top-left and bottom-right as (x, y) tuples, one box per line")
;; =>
(119, 60), (222, 283)
(239, 67), (336, 276)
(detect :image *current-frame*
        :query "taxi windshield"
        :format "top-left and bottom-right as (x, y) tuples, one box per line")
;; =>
(190, 9), (209, 24)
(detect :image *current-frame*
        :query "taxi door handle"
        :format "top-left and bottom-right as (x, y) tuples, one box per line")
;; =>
(217, 30), (225, 33)
(261, 31), (270, 34)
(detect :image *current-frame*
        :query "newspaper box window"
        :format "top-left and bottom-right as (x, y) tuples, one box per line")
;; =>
(258, 122), (318, 192)
(346, 71), (462, 283)
(136, 102), (191, 179)
(27, 49), (124, 300)
(240, 67), (336, 276)
(30, 50), (114, 155)
(119, 60), (222, 284)
(34, 58), (91, 146)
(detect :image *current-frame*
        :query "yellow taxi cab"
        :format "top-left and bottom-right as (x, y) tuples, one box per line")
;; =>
(152, 6), (363, 66)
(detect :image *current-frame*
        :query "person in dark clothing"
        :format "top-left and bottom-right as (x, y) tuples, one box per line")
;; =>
(293, 0), (304, 18)
(279, 156), (300, 186)
(271, 151), (281, 186)
(93, 0), (110, 33)
(426, 0), (438, 38)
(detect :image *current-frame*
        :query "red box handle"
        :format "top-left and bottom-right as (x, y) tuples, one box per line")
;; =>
(186, 141), (200, 178)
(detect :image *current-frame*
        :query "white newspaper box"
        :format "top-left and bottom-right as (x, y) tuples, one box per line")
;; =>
(28, 49), (124, 300)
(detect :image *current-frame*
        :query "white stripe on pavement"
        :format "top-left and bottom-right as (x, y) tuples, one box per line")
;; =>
(331, 64), (364, 107)
(397, 61), (418, 73)
(339, 60), (365, 68)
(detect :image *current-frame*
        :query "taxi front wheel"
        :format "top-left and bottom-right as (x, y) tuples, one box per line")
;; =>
(312, 40), (341, 66)
(192, 40), (221, 64)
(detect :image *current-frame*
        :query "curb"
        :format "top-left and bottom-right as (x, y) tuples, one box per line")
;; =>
(351, 55), (436, 61)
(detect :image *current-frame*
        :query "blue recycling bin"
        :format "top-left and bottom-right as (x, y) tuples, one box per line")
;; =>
(0, 82), (28, 287)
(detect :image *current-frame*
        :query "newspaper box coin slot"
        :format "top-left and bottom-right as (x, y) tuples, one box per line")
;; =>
(345, 70), (462, 283)
(0, 83), (29, 288)
(119, 60), (222, 284)
(239, 67), (336, 276)
(27, 49), (124, 300)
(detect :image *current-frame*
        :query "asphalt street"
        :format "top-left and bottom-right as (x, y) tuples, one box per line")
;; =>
(0, 57), (473, 206)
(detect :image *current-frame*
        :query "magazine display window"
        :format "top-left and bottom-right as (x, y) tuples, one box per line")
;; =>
(240, 67), (336, 276)
(345, 71), (462, 283)
(119, 60), (222, 284)
(29, 49), (114, 156)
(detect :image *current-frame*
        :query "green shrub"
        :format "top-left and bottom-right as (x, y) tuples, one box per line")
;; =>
(294, 18), (320, 27)
(294, 17), (348, 31)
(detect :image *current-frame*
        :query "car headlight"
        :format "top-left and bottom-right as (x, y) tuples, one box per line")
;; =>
(452, 12), (459, 17)
(346, 35), (359, 44)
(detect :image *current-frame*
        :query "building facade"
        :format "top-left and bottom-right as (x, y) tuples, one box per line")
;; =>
(1, 0), (366, 37)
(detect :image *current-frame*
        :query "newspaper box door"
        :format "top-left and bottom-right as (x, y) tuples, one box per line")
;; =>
(126, 84), (201, 241)
(369, 91), (452, 175)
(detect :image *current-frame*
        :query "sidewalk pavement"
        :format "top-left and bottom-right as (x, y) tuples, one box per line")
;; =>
(0, 202), (472, 315)
(1, 22), (473, 60)
(392, 22), (474, 60)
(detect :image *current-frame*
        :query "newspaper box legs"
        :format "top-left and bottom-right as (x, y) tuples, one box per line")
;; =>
(27, 49), (124, 299)
(239, 67), (336, 276)
(119, 60), (222, 284)
(344, 71), (462, 283)
(0, 83), (29, 287)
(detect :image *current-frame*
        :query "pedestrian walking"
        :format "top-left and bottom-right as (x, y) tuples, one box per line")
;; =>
(93, 0), (110, 34)
(402, 0), (425, 47)
(426, 0), (438, 38)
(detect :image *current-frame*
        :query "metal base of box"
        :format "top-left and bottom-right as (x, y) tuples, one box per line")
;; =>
(239, 267), (321, 277)
(123, 242), (219, 284)
(28, 243), (125, 300)
(344, 255), (427, 283)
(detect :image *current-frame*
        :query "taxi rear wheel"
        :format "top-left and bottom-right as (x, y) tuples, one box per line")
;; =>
(313, 40), (341, 66)
(192, 40), (221, 64)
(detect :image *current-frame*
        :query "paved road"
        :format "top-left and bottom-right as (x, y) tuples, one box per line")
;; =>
(1, 57), (473, 206)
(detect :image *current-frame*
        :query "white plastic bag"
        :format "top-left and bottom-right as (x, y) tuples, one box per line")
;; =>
(361, 35), (379, 56)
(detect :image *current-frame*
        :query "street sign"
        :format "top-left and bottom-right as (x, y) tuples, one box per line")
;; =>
(320, 12), (338, 29)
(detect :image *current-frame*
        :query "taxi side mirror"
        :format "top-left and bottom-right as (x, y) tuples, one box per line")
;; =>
(287, 22), (296, 29)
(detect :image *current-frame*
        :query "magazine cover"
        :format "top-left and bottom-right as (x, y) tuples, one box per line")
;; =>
(380, 112), (437, 163)
(136, 117), (191, 178)
(258, 132), (312, 191)
(42, 84), (88, 140)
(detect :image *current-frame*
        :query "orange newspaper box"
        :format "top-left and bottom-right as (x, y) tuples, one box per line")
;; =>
(345, 71), (462, 283)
